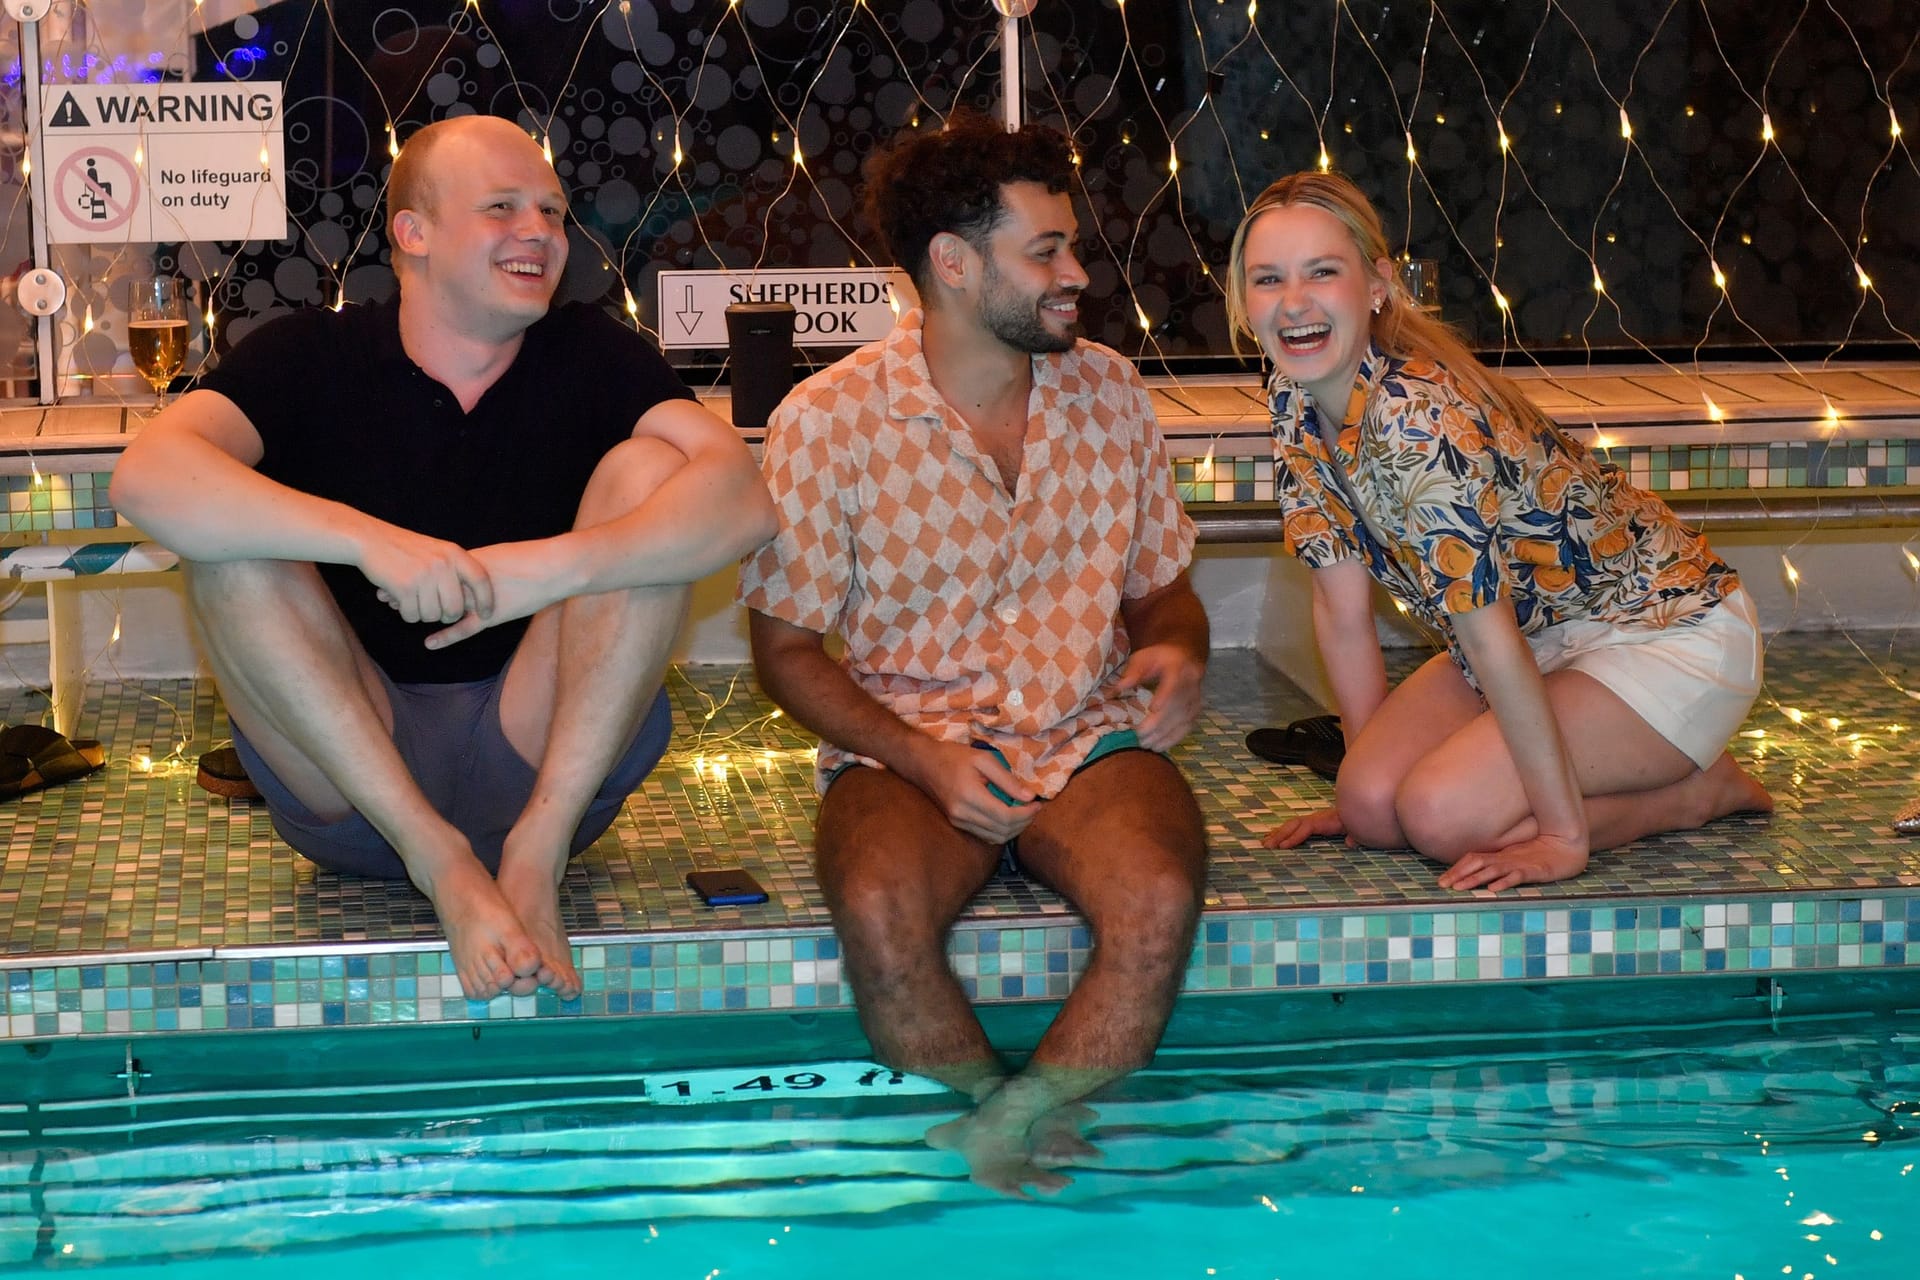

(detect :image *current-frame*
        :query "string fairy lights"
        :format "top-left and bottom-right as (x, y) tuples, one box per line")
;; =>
(6, 1), (1920, 762)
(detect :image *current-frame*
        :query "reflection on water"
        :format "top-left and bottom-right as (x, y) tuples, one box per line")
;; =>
(0, 1014), (1915, 1270)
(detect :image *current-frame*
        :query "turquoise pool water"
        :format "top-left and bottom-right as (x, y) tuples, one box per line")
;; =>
(3, 982), (1916, 1276)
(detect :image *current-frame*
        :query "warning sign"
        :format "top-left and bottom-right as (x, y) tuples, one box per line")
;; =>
(656, 268), (915, 350)
(41, 84), (288, 245)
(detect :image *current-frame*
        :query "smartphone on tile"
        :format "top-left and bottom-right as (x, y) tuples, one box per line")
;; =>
(686, 868), (769, 907)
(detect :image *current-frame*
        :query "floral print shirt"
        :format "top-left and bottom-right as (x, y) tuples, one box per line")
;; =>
(1270, 343), (1737, 682)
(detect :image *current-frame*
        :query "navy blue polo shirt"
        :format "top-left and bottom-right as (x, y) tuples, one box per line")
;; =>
(196, 298), (695, 682)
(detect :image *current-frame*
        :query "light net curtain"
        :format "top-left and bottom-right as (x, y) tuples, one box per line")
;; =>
(0, 0), (1911, 397)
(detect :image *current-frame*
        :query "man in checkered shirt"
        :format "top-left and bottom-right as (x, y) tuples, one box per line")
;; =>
(738, 111), (1210, 1196)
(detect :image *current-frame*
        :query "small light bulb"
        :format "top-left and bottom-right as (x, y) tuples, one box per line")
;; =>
(1761, 113), (1775, 143)
(1712, 261), (1727, 290)
(1404, 131), (1416, 162)
(387, 124), (399, 158)
(1782, 555), (1800, 588)
(1135, 303), (1151, 331)
(1492, 285), (1510, 312)
(1856, 262), (1873, 290)
(1891, 107), (1903, 140)
(1317, 143), (1331, 172)
(1497, 123), (1511, 153)
(1618, 107), (1632, 140)
(1592, 269), (1605, 295)
(1705, 397), (1724, 422)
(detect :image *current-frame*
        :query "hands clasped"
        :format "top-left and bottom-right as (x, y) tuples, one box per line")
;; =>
(361, 529), (561, 649)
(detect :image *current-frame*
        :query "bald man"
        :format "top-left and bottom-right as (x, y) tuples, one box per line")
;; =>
(113, 116), (775, 1001)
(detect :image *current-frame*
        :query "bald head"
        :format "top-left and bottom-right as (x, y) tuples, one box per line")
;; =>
(387, 116), (550, 251)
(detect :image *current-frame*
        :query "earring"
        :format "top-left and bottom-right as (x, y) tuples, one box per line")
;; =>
(1371, 297), (1383, 314)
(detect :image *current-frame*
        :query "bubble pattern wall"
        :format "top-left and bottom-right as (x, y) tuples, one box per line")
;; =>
(4, 0), (1915, 379)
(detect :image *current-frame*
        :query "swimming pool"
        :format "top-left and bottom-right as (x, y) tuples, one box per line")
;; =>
(4, 976), (1916, 1277)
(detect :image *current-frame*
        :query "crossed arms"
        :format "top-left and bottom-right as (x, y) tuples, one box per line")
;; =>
(110, 388), (775, 642)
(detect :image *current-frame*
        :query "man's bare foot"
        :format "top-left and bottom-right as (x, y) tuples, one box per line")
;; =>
(1029, 1103), (1102, 1169)
(497, 850), (582, 1000)
(925, 1111), (1070, 1198)
(410, 852), (542, 1000)
(1698, 751), (1774, 821)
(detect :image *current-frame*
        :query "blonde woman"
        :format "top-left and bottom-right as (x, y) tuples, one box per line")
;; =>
(1230, 172), (1771, 890)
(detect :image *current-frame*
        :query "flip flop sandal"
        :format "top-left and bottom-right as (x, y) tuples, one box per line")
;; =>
(196, 746), (262, 801)
(1245, 714), (1345, 782)
(1893, 795), (1920, 835)
(0, 723), (107, 801)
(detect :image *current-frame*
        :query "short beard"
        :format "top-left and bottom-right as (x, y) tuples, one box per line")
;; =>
(979, 258), (1078, 354)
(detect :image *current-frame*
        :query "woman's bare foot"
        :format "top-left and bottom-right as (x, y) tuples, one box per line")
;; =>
(409, 849), (542, 1000)
(497, 848), (582, 1000)
(1697, 751), (1774, 821)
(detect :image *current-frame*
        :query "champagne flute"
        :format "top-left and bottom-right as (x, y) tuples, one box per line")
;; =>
(128, 276), (189, 413)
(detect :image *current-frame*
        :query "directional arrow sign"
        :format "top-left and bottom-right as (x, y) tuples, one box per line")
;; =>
(655, 267), (915, 350)
(675, 284), (703, 336)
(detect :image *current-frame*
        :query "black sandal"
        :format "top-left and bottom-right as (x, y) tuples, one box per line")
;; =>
(0, 724), (106, 800)
(1245, 714), (1344, 782)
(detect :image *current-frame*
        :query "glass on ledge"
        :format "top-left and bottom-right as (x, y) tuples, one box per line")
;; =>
(127, 276), (188, 415)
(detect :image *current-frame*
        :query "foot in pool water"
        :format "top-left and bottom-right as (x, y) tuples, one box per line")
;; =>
(926, 1101), (1102, 1196)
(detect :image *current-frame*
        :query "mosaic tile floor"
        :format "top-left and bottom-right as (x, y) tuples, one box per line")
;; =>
(2, 635), (1917, 966)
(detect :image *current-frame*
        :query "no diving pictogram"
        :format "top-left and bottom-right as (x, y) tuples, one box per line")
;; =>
(53, 147), (139, 234)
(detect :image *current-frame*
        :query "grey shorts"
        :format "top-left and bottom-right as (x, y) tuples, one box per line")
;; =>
(229, 676), (672, 880)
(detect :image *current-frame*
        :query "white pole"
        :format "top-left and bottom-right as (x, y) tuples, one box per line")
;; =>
(995, 0), (1036, 131)
(17, 12), (57, 405)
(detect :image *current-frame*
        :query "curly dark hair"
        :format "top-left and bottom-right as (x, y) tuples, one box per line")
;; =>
(861, 109), (1075, 296)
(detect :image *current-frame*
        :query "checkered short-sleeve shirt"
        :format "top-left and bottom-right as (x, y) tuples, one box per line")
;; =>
(737, 311), (1197, 795)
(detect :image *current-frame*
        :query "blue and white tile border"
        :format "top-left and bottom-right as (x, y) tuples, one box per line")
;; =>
(3, 893), (1915, 1040)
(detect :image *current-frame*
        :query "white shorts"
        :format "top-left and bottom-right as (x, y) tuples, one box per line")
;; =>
(1525, 587), (1761, 770)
